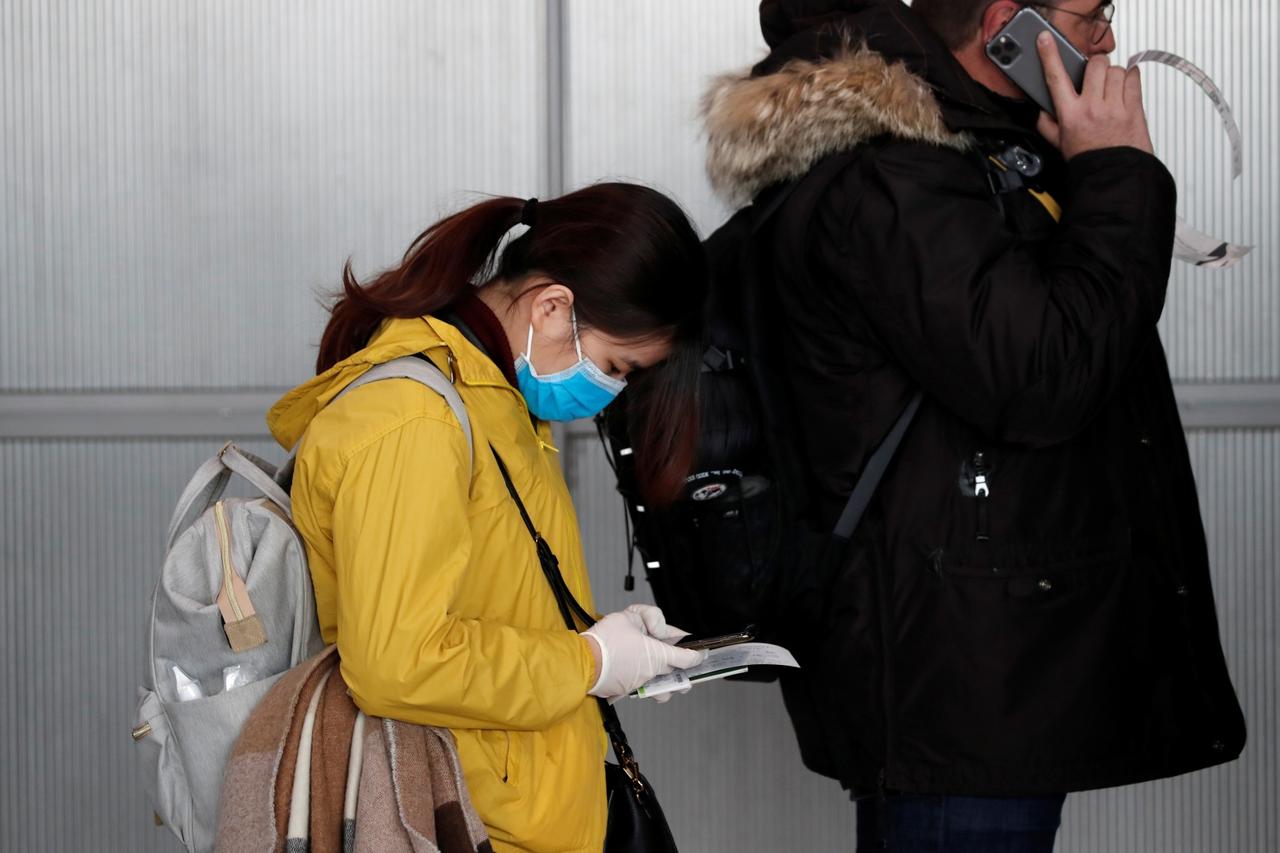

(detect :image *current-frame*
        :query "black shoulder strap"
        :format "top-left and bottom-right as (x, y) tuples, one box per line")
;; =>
(490, 447), (596, 630)
(832, 392), (923, 540)
(749, 148), (924, 541)
(489, 446), (649, 788)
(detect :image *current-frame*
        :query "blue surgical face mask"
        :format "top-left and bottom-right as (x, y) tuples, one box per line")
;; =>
(515, 310), (627, 422)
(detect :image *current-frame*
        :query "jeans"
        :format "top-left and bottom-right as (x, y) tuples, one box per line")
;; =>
(855, 792), (1067, 852)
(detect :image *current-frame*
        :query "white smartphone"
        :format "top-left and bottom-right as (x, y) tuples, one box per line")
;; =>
(985, 7), (1088, 119)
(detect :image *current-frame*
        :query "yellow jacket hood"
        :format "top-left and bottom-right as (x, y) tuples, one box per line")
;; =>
(267, 315), (505, 450)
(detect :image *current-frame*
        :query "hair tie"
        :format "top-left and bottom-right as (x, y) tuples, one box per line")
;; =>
(519, 197), (539, 227)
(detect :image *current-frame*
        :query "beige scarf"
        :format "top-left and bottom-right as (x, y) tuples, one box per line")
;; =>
(216, 647), (492, 853)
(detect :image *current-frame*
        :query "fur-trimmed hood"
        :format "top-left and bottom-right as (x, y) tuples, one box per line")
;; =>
(702, 44), (969, 206)
(702, 0), (1032, 207)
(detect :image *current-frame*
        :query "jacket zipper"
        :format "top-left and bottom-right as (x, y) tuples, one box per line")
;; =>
(213, 501), (245, 622)
(973, 451), (990, 542)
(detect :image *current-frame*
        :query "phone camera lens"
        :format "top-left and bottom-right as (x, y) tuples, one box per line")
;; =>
(990, 36), (1020, 66)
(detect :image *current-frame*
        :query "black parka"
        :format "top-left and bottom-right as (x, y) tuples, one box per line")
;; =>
(702, 0), (1246, 795)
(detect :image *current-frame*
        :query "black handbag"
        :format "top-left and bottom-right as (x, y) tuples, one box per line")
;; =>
(491, 448), (679, 853)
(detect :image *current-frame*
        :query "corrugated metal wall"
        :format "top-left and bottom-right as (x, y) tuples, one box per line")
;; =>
(2, 1), (1276, 851)
(1, 0), (545, 390)
(1, 2), (548, 850)
(1132, 0), (1280, 382)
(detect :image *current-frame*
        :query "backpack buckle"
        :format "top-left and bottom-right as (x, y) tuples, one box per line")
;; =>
(702, 346), (740, 372)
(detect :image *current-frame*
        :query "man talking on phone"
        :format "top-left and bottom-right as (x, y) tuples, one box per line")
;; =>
(702, 1), (1245, 849)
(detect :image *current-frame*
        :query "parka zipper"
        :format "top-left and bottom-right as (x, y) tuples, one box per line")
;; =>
(973, 451), (990, 543)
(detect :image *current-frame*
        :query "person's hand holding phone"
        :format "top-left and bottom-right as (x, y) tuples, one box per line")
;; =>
(582, 604), (705, 703)
(1035, 30), (1154, 159)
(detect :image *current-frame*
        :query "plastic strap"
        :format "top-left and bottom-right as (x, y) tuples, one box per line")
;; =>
(832, 392), (923, 540)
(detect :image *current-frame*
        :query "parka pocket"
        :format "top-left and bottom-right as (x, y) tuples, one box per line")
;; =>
(899, 540), (1155, 769)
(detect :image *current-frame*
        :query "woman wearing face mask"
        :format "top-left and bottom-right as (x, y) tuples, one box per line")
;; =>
(266, 183), (708, 853)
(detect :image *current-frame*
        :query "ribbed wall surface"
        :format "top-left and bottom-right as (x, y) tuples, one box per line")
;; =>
(4, 432), (1273, 851)
(1048, 429), (1279, 853)
(2, 2), (1277, 852)
(0, 0), (543, 391)
(563, 0), (765, 236)
(1117, 1), (1280, 381)
(565, 0), (1280, 382)
(0, 439), (283, 853)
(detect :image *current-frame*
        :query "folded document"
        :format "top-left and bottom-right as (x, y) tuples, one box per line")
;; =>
(631, 642), (800, 699)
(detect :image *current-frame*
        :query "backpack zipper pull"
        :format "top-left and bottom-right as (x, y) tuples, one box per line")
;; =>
(973, 452), (990, 542)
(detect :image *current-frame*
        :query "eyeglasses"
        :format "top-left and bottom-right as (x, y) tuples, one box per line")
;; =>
(1034, 2), (1116, 46)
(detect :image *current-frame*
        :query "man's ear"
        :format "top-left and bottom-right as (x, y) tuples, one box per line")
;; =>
(979, 0), (1023, 46)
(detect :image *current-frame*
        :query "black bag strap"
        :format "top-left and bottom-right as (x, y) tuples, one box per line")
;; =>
(749, 148), (925, 542)
(832, 392), (923, 540)
(489, 447), (650, 795)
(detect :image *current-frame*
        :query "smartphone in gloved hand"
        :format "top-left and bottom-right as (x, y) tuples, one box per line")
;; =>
(986, 7), (1087, 118)
(676, 627), (754, 651)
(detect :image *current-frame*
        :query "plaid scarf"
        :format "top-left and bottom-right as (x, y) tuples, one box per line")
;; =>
(216, 647), (493, 853)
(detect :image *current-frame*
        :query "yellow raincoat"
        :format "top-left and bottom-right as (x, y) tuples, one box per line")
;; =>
(267, 315), (607, 853)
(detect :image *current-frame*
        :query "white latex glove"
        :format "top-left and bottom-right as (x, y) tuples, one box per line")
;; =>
(583, 606), (705, 700)
(622, 603), (690, 643)
(624, 604), (696, 703)
(652, 682), (693, 704)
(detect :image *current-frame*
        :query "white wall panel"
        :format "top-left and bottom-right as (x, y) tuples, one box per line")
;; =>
(564, 0), (1279, 382)
(1, 1), (1276, 851)
(563, 0), (764, 236)
(0, 438), (285, 853)
(1057, 430), (1279, 853)
(0, 0), (544, 391)
(1117, 1), (1280, 382)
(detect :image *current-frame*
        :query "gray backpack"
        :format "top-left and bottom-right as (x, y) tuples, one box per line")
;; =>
(131, 357), (472, 852)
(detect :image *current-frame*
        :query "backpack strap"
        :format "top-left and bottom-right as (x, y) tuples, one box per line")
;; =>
(274, 355), (475, 492)
(168, 356), (474, 550)
(751, 147), (924, 541)
(979, 141), (1064, 223)
(332, 356), (474, 464)
(832, 392), (923, 540)
(164, 444), (294, 551)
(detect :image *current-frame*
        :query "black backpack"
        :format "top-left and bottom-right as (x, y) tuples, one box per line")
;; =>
(597, 150), (921, 644)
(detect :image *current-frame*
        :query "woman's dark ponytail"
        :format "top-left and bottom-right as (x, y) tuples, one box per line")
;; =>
(317, 196), (525, 372)
(316, 183), (708, 505)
